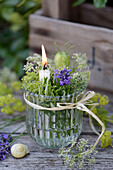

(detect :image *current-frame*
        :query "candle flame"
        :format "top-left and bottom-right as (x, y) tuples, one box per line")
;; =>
(42, 45), (47, 66)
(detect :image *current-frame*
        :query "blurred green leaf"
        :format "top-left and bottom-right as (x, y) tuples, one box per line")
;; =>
(10, 24), (23, 32)
(3, 57), (17, 69)
(2, 0), (20, 7)
(94, 0), (107, 8)
(15, 62), (24, 77)
(24, 1), (37, 9)
(0, 47), (9, 58)
(16, 49), (29, 60)
(1, 7), (14, 21)
(73, 0), (86, 7)
(10, 37), (26, 52)
(73, 0), (108, 8)
(17, 0), (26, 7)
(9, 12), (24, 24)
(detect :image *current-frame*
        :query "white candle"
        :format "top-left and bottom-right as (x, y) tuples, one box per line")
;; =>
(39, 45), (50, 140)
(39, 69), (50, 83)
(39, 45), (50, 94)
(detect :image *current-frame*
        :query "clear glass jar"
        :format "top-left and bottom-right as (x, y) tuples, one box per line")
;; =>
(25, 91), (83, 148)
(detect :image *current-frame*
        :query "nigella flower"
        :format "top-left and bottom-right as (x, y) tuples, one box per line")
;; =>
(53, 68), (72, 86)
(0, 134), (12, 161)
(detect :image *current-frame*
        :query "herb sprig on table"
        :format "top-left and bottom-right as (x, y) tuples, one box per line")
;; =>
(59, 137), (97, 169)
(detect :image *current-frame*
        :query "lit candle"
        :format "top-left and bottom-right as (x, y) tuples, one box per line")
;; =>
(39, 45), (50, 92)
(39, 45), (50, 140)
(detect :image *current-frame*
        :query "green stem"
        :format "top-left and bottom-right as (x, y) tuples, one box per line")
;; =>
(3, 129), (27, 151)
(0, 115), (25, 123)
(8, 115), (25, 122)
(54, 42), (61, 53)
(61, 147), (95, 158)
(9, 129), (27, 146)
(9, 124), (25, 136)
(96, 117), (113, 124)
(66, 46), (74, 53)
(16, 0), (26, 7)
(106, 119), (113, 123)
(0, 115), (25, 130)
(0, 122), (13, 130)
(0, 121), (8, 126)
(0, 119), (10, 121)
(63, 42), (70, 52)
(12, 134), (27, 138)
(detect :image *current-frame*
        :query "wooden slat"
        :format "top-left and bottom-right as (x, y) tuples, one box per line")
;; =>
(69, 2), (113, 29)
(42, 0), (69, 20)
(29, 12), (113, 92)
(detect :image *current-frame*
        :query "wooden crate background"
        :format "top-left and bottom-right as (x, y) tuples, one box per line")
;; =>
(29, 0), (113, 92)
(42, 0), (113, 29)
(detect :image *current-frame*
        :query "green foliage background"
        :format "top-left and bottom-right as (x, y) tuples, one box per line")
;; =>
(0, 0), (41, 77)
(73, 0), (108, 8)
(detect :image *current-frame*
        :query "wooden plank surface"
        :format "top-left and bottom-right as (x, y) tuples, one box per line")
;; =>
(0, 89), (113, 170)
(0, 135), (113, 170)
(29, 11), (113, 92)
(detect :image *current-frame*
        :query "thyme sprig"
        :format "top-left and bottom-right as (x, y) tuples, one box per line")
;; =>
(59, 137), (97, 169)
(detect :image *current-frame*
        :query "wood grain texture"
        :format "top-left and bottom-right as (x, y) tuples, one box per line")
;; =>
(29, 11), (113, 92)
(0, 135), (113, 170)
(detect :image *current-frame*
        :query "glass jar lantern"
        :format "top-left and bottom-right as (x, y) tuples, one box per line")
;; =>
(25, 91), (83, 148)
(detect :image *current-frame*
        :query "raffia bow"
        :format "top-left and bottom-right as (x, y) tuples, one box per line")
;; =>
(24, 91), (105, 148)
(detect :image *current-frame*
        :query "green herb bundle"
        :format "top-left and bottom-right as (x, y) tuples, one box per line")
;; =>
(22, 44), (90, 97)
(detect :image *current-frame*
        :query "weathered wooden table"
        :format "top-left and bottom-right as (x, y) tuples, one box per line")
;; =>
(0, 89), (113, 170)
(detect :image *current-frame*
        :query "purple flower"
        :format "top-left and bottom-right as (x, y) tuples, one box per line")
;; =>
(0, 134), (12, 161)
(2, 134), (8, 139)
(53, 68), (72, 86)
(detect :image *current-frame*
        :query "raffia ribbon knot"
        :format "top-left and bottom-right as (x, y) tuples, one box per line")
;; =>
(24, 91), (105, 148)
